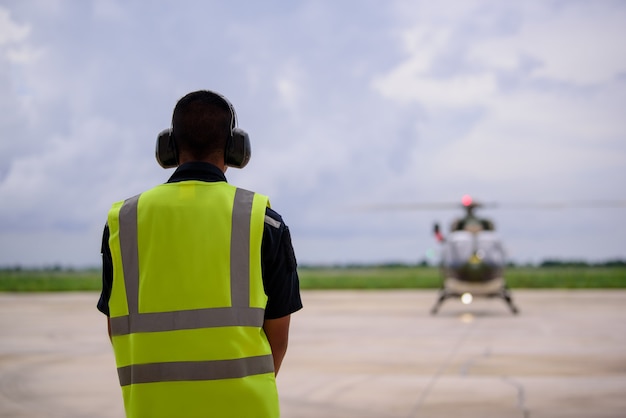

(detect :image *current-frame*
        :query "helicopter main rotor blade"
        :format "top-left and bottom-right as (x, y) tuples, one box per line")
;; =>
(494, 200), (626, 209)
(353, 202), (461, 211)
(350, 198), (626, 212)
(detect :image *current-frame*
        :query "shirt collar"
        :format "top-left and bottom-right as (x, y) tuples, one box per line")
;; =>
(166, 162), (227, 183)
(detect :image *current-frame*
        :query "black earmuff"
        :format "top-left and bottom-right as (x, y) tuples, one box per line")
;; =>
(155, 128), (179, 169)
(222, 95), (251, 169)
(155, 90), (251, 169)
(225, 127), (251, 168)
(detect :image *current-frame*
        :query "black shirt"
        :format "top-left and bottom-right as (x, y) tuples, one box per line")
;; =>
(97, 162), (302, 319)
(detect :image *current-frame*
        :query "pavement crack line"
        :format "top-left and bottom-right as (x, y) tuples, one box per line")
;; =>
(502, 376), (531, 418)
(406, 321), (477, 418)
(459, 347), (492, 376)
(458, 348), (531, 418)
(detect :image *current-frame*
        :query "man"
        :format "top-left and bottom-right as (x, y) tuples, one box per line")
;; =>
(97, 90), (302, 418)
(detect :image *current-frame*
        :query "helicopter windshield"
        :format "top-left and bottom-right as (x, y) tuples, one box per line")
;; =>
(442, 231), (505, 268)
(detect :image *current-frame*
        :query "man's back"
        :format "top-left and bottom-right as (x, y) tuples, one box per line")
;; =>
(107, 180), (279, 417)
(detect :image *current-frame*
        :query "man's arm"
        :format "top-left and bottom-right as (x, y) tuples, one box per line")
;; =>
(263, 315), (291, 375)
(261, 208), (301, 375)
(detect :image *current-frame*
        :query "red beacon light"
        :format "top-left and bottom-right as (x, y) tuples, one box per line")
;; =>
(461, 194), (473, 207)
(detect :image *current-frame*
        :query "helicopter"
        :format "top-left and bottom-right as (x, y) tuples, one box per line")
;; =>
(358, 194), (626, 315)
(430, 194), (518, 315)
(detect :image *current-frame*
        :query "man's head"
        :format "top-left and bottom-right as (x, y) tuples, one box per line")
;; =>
(171, 90), (234, 165)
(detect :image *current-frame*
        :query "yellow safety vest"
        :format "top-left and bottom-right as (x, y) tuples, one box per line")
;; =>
(107, 181), (279, 418)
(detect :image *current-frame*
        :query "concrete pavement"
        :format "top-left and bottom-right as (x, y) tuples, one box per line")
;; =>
(1, 290), (625, 417)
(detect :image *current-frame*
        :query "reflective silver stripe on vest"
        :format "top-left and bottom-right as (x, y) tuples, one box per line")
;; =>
(117, 355), (275, 386)
(109, 306), (265, 335)
(230, 188), (253, 307)
(118, 194), (140, 316)
(111, 188), (271, 385)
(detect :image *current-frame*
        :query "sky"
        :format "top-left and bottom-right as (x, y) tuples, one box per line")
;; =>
(1, 0), (625, 268)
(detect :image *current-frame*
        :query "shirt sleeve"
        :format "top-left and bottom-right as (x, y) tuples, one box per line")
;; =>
(261, 208), (303, 319)
(97, 224), (112, 316)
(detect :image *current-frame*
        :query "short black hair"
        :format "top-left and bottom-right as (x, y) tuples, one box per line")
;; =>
(171, 90), (234, 161)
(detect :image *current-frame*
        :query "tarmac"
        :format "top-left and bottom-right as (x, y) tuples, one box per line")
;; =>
(0, 290), (625, 418)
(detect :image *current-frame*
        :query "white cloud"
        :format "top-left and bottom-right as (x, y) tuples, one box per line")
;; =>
(274, 62), (306, 112)
(467, 2), (626, 84)
(526, 5), (626, 84)
(374, 71), (498, 107)
(0, 0), (625, 266)
(0, 116), (153, 230)
(0, 7), (30, 45)
(371, 1), (626, 186)
(407, 83), (626, 203)
(0, 6), (41, 69)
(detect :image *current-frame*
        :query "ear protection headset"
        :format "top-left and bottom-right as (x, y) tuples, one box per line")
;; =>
(155, 91), (251, 169)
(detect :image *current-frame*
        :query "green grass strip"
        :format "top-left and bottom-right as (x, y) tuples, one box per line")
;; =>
(1, 266), (625, 292)
(0, 270), (101, 292)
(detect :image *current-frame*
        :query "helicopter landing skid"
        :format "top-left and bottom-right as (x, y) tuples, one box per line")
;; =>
(430, 286), (519, 315)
